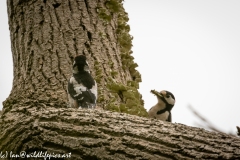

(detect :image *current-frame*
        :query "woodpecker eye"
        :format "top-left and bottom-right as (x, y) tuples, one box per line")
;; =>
(166, 95), (170, 98)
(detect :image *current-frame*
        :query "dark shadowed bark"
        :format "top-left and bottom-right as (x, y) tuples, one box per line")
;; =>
(1, 0), (240, 159)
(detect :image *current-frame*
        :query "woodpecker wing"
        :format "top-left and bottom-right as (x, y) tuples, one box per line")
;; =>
(67, 78), (78, 108)
(67, 75), (97, 108)
(68, 78), (76, 100)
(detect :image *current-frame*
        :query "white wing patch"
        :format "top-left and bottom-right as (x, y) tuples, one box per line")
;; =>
(70, 76), (87, 98)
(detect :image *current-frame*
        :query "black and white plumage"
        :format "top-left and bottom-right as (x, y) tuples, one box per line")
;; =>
(148, 90), (175, 122)
(67, 55), (97, 109)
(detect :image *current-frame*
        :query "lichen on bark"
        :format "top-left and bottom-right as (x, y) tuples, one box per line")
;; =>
(97, 0), (147, 117)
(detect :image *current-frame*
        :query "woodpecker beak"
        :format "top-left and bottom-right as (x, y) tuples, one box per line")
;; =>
(150, 90), (163, 97)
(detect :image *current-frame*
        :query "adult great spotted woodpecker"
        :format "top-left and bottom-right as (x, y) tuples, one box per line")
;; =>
(67, 55), (97, 109)
(148, 90), (175, 122)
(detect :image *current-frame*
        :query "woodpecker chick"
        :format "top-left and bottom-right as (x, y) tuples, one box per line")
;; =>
(67, 55), (97, 109)
(148, 90), (175, 122)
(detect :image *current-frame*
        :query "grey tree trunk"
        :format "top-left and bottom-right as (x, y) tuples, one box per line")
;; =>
(1, 0), (240, 159)
(4, 0), (146, 116)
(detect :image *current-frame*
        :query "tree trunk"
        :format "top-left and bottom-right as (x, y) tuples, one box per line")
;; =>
(1, 0), (240, 159)
(4, 0), (146, 116)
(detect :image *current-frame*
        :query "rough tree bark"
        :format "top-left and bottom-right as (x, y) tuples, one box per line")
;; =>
(1, 0), (240, 160)
(4, 0), (146, 116)
(1, 107), (240, 159)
